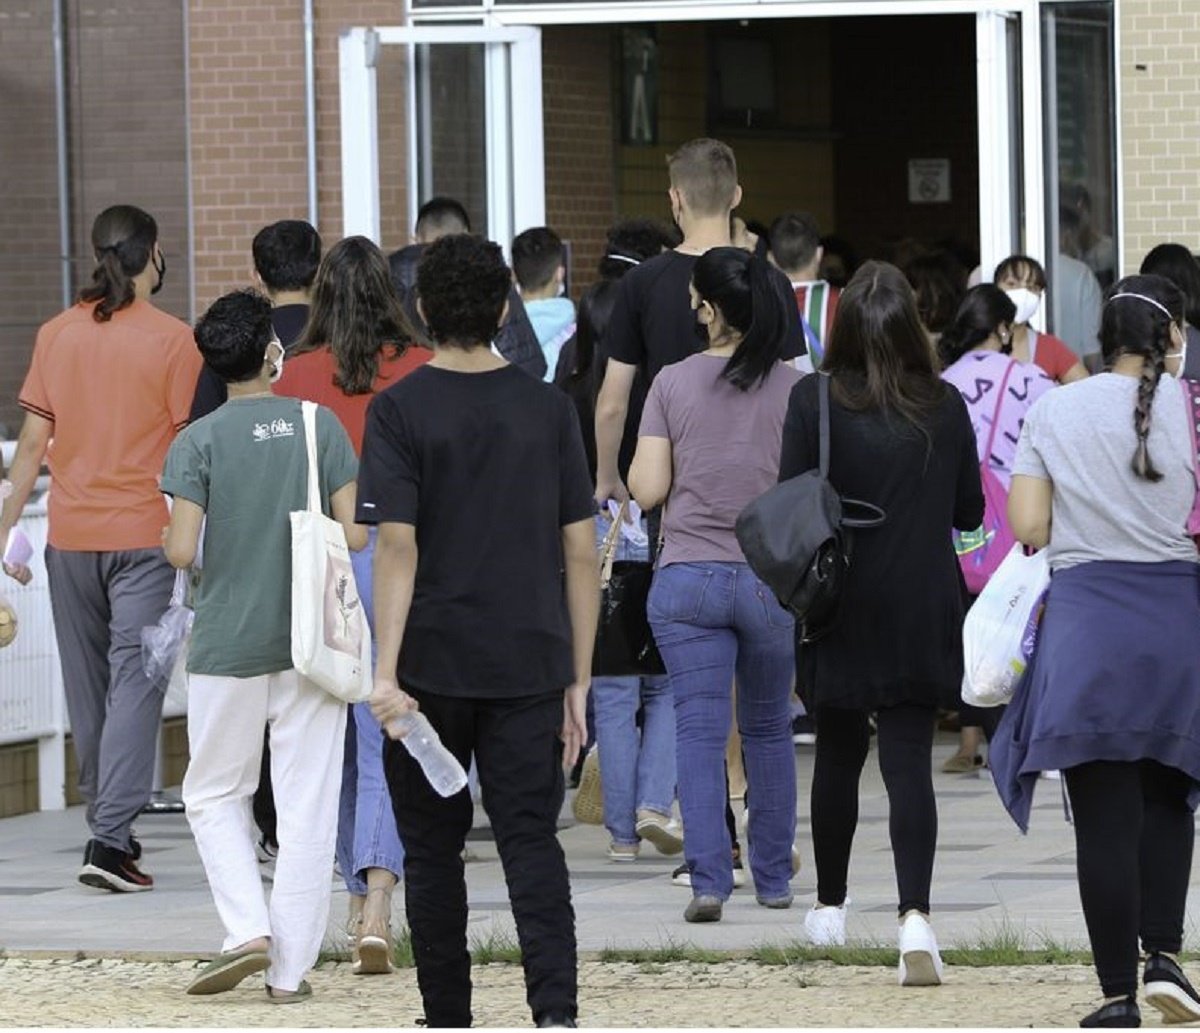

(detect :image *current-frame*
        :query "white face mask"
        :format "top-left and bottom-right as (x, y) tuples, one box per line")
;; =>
(1005, 287), (1042, 325)
(1166, 326), (1188, 379)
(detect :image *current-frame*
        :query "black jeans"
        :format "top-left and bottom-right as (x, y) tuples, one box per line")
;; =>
(384, 689), (576, 1028)
(1064, 759), (1195, 998)
(812, 703), (938, 915)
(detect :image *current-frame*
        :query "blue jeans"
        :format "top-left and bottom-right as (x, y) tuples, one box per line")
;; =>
(336, 529), (406, 895)
(649, 561), (797, 900)
(593, 509), (676, 844)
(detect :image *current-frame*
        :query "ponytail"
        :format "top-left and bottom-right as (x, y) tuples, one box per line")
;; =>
(78, 205), (158, 323)
(938, 284), (1016, 368)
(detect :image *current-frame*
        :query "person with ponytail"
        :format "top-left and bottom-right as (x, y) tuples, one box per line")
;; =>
(938, 285), (1054, 772)
(991, 274), (1200, 1028)
(628, 247), (801, 923)
(274, 235), (427, 973)
(778, 262), (984, 986)
(0, 205), (201, 892)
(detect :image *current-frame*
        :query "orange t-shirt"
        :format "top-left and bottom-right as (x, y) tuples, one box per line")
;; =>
(19, 300), (202, 552)
(274, 344), (431, 455)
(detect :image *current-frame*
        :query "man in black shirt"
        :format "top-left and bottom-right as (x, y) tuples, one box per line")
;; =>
(189, 219), (320, 421)
(594, 139), (805, 507)
(388, 196), (547, 379)
(361, 234), (598, 1029)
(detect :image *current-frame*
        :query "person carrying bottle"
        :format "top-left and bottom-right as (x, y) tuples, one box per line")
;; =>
(161, 289), (364, 1002)
(362, 234), (598, 1029)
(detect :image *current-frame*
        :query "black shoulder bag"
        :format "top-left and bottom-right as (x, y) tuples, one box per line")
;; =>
(735, 373), (886, 642)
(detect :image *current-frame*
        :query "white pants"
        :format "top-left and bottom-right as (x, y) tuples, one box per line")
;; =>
(183, 668), (347, 992)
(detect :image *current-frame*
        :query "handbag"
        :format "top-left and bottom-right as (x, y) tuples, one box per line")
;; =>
(290, 401), (372, 703)
(953, 361), (1017, 595)
(592, 501), (666, 677)
(735, 372), (885, 642)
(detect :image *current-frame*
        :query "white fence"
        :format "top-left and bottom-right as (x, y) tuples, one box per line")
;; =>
(0, 442), (185, 810)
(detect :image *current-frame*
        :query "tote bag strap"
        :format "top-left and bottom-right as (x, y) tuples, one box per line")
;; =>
(982, 360), (1017, 469)
(301, 400), (321, 514)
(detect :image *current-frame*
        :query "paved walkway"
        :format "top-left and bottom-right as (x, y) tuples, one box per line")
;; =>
(0, 730), (1128, 959)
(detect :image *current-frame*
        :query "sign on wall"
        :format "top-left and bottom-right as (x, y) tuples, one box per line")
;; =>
(908, 158), (952, 204)
(622, 27), (658, 146)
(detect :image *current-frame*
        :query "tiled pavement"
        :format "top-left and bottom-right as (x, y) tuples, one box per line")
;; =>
(0, 731), (1177, 959)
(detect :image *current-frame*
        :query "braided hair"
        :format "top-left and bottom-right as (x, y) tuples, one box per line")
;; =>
(1099, 273), (1187, 482)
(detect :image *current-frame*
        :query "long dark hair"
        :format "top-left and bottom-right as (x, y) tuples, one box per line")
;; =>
(691, 247), (789, 391)
(822, 261), (945, 430)
(79, 205), (157, 323)
(1100, 273), (1186, 483)
(1139, 243), (1200, 326)
(938, 285), (1017, 367)
(292, 236), (415, 395)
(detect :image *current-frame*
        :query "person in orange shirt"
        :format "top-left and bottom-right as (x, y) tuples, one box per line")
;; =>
(274, 235), (428, 974)
(0, 205), (201, 893)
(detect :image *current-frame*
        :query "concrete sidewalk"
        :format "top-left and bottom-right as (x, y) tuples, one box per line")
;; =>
(0, 732), (1171, 959)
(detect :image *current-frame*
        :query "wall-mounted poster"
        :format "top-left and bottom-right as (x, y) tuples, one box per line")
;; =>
(908, 158), (952, 204)
(622, 27), (658, 146)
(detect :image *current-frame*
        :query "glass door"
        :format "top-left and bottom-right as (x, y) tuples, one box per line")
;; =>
(339, 25), (544, 248)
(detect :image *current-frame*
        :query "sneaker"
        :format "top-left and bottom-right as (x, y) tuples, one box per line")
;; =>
(791, 714), (816, 745)
(670, 858), (746, 888)
(635, 810), (683, 856)
(804, 903), (847, 946)
(684, 895), (723, 923)
(756, 891), (794, 909)
(1144, 952), (1200, 1024)
(607, 841), (639, 863)
(79, 839), (153, 892)
(536, 1014), (577, 1028)
(897, 912), (943, 986)
(1080, 996), (1140, 1028)
(128, 835), (142, 862)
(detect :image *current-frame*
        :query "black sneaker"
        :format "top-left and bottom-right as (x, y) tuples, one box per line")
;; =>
(1080, 996), (1140, 1028)
(1144, 952), (1200, 1024)
(79, 839), (153, 892)
(536, 1014), (577, 1028)
(791, 714), (816, 745)
(128, 835), (142, 862)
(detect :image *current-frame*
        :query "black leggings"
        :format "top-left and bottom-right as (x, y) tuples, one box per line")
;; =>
(812, 704), (937, 915)
(1064, 759), (1195, 998)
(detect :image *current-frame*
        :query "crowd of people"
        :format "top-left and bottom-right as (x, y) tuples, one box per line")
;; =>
(1, 133), (1199, 1029)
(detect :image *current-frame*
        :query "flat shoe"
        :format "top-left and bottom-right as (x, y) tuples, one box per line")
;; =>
(266, 979), (312, 1004)
(940, 754), (983, 774)
(354, 933), (393, 975)
(186, 948), (270, 995)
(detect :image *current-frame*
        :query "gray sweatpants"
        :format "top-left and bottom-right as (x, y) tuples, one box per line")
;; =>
(45, 546), (175, 853)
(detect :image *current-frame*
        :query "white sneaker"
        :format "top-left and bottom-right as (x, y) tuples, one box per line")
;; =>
(804, 902), (847, 946)
(897, 912), (943, 986)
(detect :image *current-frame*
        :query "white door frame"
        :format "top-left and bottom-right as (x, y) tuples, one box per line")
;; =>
(339, 25), (544, 248)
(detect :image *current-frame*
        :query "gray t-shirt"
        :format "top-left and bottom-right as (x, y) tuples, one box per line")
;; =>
(639, 354), (801, 567)
(1013, 373), (1198, 570)
(162, 396), (359, 677)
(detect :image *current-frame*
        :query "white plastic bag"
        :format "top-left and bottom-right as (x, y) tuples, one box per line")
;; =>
(290, 401), (371, 704)
(142, 569), (193, 689)
(961, 544), (1050, 708)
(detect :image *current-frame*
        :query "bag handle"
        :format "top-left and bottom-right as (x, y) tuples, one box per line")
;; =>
(302, 401), (321, 514)
(983, 360), (1017, 466)
(599, 500), (626, 588)
(818, 371), (831, 478)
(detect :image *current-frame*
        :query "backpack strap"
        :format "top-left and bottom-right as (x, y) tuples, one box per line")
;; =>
(983, 360), (1017, 470)
(818, 371), (831, 479)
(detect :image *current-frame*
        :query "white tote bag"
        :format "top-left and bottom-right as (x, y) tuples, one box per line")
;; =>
(961, 544), (1051, 708)
(290, 401), (372, 703)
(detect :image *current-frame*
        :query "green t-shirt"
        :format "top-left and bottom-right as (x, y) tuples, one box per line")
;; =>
(162, 395), (358, 678)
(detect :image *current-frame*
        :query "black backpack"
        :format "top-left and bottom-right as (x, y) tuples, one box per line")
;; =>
(735, 373), (885, 642)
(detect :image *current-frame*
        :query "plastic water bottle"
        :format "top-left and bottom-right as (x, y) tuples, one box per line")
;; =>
(385, 711), (468, 797)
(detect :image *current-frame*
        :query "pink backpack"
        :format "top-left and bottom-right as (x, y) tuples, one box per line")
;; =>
(953, 362), (1017, 595)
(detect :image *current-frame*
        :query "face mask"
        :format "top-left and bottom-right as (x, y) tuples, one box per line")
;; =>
(151, 250), (166, 295)
(265, 340), (284, 383)
(1005, 287), (1041, 325)
(1166, 326), (1188, 378)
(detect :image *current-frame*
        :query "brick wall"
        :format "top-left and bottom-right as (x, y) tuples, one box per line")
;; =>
(189, 0), (407, 313)
(542, 26), (617, 296)
(1118, 0), (1200, 272)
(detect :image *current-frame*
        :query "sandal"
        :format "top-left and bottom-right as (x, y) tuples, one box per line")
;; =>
(353, 888), (394, 975)
(266, 979), (312, 1004)
(186, 947), (270, 995)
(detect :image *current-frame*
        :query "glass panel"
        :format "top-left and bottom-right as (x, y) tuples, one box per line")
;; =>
(1006, 14), (1024, 254)
(415, 43), (488, 234)
(1043, 1), (1116, 361)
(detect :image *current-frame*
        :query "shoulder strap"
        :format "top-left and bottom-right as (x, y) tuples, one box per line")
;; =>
(302, 401), (321, 514)
(818, 372), (831, 478)
(983, 360), (1017, 464)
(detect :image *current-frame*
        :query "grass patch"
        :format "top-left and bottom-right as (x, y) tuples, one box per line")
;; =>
(469, 929), (523, 966)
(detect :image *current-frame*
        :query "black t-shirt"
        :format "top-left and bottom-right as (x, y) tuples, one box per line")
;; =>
(189, 304), (311, 422)
(605, 251), (807, 428)
(356, 363), (595, 699)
